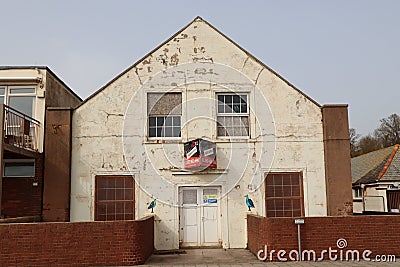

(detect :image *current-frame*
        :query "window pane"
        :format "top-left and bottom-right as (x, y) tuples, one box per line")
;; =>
(183, 189), (197, 204)
(9, 96), (35, 117)
(156, 127), (162, 137)
(0, 96), (4, 105)
(217, 126), (226, 136)
(233, 95), (240, 104)
(218, 104), (224, 113)
(156, 117), (164, 126)
(265, 173), (302, 218)
(233, 104), (240, 113)
(4, 162), (35, 177)
(240, 95), (247, 104)
(149, 127), (156, 137)
(173, 127), (181, 137)
(9, 88), (35, 94)
(95, 176), (135, 221)
(165, 116), (173, 126)
(225, 95), (232, 104)
(164, 127), (173, 137)
(0, 88), (4, 95)
(173, 116), (181, 126)
(240, 103), (247, 113)
(149, 117), (156, 127)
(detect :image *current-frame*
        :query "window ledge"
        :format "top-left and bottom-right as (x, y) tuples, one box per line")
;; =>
(171, 168), (228, 175)
(144, 138), (257, 144)
(144, 138), (182, 144)
(215, 138), (256, 143)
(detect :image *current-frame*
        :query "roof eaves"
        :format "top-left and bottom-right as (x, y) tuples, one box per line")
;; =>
(0, 66), (82, 102)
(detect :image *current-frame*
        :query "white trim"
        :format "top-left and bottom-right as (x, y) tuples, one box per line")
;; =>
(0, 77), (42, 83)
(215, 92), (250, 138)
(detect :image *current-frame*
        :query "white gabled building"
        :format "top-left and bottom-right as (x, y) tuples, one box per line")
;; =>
(70, 17), (352, 250)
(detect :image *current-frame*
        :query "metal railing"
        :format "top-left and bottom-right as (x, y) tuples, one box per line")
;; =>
(3, 105), (40, 151)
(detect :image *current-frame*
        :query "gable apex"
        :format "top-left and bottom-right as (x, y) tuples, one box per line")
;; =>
(80, 16), (321, 108)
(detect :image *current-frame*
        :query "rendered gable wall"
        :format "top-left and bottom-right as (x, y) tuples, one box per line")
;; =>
(70, 18), (327, 249)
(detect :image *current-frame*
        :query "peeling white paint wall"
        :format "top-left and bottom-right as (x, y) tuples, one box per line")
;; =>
(70, 18), (327, 250)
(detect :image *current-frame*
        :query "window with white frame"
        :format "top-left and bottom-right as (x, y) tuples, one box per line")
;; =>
(3, 160), (35, 177)
(147, 93), (182, 138)
(0, 86), (36, 117)
(354, 188), (362, 198)
(217, 93), (249, 137)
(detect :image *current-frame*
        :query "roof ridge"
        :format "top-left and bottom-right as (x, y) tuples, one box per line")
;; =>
(377, 144), (399, 180)
(351, 145), (395, 159)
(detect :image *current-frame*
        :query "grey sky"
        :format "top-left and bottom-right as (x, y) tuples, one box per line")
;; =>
(1, 0), (399, 135)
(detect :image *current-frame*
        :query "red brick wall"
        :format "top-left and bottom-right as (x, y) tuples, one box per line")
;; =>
(1, 154), (43, 218)
(248, 214), (400, 261)
(0, 216), (154, 266)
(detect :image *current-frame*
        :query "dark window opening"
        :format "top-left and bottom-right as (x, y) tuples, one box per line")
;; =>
(265, 172), (303, 218)
(95, 176), (135, 221)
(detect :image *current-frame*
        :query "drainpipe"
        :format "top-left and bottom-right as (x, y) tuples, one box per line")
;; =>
(226, 195), (230, 248)
(294, 219), (305, 261)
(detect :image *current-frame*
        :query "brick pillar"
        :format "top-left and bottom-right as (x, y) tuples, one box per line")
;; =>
(322, 104), (353, 216)
(42, 108), (73, 222)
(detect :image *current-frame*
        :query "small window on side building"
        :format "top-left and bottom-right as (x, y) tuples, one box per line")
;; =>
(3, 161), (35, 177)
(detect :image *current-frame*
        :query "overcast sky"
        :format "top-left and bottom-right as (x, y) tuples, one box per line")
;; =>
(1, 0), (399, 135)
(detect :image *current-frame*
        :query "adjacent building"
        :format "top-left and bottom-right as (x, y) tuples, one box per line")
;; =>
(0, 67), (81, 218)
(352, 144), (400, 214)
(69, 17), (352, 250)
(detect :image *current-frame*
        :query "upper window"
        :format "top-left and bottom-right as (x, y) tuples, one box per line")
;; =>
(216, 94), (249, 137)
(3, 161), (35, 177)
(147, 93), (182, 138)
(0, 86), (36, 117)
(265, 172), (303, 218)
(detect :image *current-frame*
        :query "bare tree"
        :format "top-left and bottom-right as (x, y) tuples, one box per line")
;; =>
(349, 128), (360, 157)
(375, 113), (400, 147)
(358, 134), (382, 155)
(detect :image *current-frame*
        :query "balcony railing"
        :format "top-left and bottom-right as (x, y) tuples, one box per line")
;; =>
(2, 105), (40, 151)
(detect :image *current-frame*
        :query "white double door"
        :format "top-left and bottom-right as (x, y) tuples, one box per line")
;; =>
(179, 186), (221, 247)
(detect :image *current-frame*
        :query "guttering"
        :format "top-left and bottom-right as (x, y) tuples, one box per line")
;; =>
(0, 77), (42, 83)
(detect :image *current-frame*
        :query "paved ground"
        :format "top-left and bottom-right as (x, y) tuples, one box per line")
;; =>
(142, 249), (399, 266)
